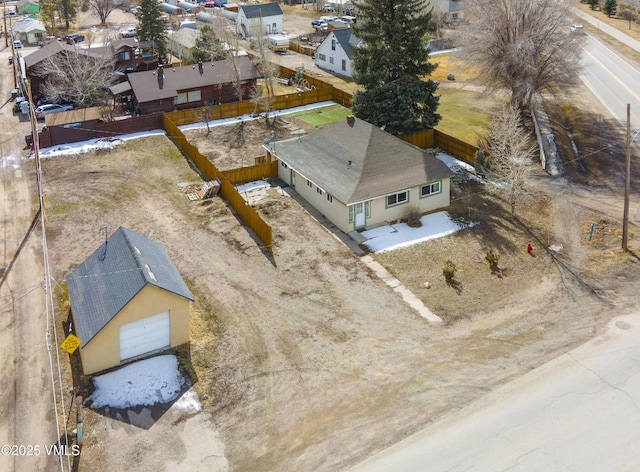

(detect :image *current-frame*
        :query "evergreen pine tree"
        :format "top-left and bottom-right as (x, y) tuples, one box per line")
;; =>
(194, 25), (225, 63)
(587, 0), (600, 10)
(137, 0), (168, 62)
(603, 0), (617, 16)
(351, 0), (440, 136)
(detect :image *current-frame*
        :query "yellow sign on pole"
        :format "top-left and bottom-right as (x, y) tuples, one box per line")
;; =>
(60, 333), (82, 354)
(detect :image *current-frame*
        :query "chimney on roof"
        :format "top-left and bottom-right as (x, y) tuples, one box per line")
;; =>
(198, 59), (203, 74)
(157, 63), (164, 89)
(346, 115), (355, 127)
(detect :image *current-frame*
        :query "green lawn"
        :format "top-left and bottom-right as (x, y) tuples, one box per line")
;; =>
(286, 104), (353, 127)
(436, 88), (496, 145)
(284, 86), (493, 146)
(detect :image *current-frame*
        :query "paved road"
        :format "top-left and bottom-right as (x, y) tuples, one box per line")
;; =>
(574, 8), (640, 53)
(350, 312), (640, 472)
(581, 35), (640, 130)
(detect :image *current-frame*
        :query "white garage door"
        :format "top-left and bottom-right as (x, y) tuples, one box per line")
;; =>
(119, 311), (170, 361)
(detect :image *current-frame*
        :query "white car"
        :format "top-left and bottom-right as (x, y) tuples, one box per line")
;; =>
(34, 104), (73, 120)
(120, 27), (137, 38)
(570, 24), (584, 33)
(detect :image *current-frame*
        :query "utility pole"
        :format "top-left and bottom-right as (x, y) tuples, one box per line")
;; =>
(3, 2), (7, 47)
(623, 104), (631, 251)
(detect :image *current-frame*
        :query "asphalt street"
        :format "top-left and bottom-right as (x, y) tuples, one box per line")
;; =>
(350, 312), (640, 472)
(580, 35), (640, 130)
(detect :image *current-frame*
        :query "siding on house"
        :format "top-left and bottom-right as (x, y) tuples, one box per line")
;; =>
(77, 285), (191, 375)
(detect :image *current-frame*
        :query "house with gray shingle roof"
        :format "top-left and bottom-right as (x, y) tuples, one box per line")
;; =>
(264, 116), (454, 232)
(236, 2), (283, 38)
(66, 227), (193, 375)
(314, 28), (361, 78)
(125, 56), (260, 114)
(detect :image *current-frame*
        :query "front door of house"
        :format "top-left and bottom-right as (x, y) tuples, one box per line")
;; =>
(290, 170), (295, 188)
(355, 202), (365, 228)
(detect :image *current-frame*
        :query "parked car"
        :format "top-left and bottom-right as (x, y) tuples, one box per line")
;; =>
(34, 104), (73, 120)
(204, 0), (216, 7)
(64, 33), (85, 44)
(13, 40), (22, 49)
(120, 27), (137, 38)
(311, 19), (326, 27)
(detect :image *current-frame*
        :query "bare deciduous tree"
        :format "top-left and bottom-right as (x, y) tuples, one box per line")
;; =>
(459, 0), (584, 107)
(248, 19), (279, 126)
(33, 47), (116, 107)
(483, 105), (537, 216)
(88, 0), (116, 26)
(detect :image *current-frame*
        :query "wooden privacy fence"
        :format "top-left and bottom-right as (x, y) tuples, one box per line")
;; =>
(164, 115), (276, 251)
(398, 129), (478, 165)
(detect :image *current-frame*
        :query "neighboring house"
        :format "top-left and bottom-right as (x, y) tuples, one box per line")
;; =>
(125, 56), (260, 114)
(24, 41), (102, 100)
(236, 3), (283, 38)
(17, 1), (40, 17)
(430, 0), (463, 20)
(108, 38), (159, 72)
(314, 28), (361, 78)
(24, 39), (157, 100)
(12, 17), (46, 45)
(264, 116), (454, 233)
(167, 27), (199, 63)
(66, 227), (194, 375)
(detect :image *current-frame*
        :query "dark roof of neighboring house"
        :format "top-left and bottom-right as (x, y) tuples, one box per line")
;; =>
(240, 2), (283, 19)
(126, 56), (260, 103)
(268, 117), (454, 205)
(66, 227), (194, 348)
(329, 28), (361, 59)
(24, 41), (104, 68)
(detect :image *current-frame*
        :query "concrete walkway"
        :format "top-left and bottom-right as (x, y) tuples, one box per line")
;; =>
(361, 255), (443, 325)
(574, 8), (640, 53)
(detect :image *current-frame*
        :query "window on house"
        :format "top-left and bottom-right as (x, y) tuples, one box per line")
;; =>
(387, 191), (408, 207)
(342, 59), (346, 71)
(281, 161), (288, 169)
(120, 51), (131, 60)
(329, 56), (334, 64)
(331, 39), (336, 51)
(307, 179), (313, 188)
(349, 205), (354, 222)
(326, 193), (333, 203)
(316, 187), (323, 196)
(319, 53), (326, 61)
(175, 89), (202, 105)
(420, 181), (441, 197)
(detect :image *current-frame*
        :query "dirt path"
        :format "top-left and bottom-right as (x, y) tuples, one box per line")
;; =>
(0, 45), (61, 471)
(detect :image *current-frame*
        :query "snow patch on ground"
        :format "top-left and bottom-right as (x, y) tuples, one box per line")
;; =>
(171, 388), (202, 414)
(362, 212), (473, 253)
(38, 130), (166, 158)
(86, 355), (187, 409)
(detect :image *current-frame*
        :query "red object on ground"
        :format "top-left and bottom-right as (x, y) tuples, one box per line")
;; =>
(527, 242), (533, 254)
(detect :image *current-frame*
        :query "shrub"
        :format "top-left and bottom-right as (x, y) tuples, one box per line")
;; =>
(405, 207), (422, 228)
(443, 260), (457, 282)
(485, 249), (500, 271)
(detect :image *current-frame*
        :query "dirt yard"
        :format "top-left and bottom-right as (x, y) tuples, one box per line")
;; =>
(4, 6), (638, 472)
(37, 105), (640, 471)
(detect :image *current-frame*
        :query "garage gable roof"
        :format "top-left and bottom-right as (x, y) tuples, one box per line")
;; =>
(66, 227), (193, 348)
(268, 117), (454, 204)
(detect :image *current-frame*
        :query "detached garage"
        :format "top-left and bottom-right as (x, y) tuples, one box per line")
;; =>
(66, 227), (194, 375)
